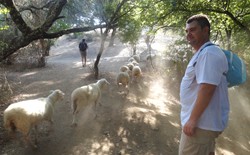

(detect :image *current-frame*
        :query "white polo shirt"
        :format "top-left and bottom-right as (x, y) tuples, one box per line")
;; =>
(180, 42), (229, 131)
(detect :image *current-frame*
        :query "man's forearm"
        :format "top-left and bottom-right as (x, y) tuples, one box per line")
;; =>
(189, 83), (216, 123)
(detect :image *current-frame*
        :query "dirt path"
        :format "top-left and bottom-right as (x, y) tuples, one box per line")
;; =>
(1, 35), (250, 155)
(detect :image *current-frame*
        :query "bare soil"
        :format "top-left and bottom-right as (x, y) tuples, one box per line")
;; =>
(0, 35), (250, 155)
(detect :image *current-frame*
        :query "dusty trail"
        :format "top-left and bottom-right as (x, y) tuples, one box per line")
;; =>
(0, 35), (249, 155)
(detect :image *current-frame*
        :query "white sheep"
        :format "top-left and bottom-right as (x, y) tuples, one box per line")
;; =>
(131, 60), (139, 66)
(132, 65), (142, 82)
(128, 57), (135, 63)
(71, 78), (110, 127)
(128, 59), (139, 66)
(132, 54), (140, 63)
(3, 89), (65, 148)
(116, 70), (130, 96)
(128, 55), (140, 63)
(119, 65), (130, 72)
(126, 62), (134, 71)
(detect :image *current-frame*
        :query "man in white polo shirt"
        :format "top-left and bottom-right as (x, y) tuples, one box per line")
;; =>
(179, 14), (229, 155)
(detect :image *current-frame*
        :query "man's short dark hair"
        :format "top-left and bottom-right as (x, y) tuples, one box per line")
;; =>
(186, 14), (210, 35)
(82, 39), (86, 42)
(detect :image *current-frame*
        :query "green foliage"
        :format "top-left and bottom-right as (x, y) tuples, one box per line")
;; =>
(118, 2), (142, 46)
(0, 8), (9, 14)
(118, 17), (142, 46)
(152, 0), (250, 64)
(0, 25), (9, 30)
(0, 7), (9, 31)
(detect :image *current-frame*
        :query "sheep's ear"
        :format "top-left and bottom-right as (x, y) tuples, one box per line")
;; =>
(106, 80), (110, 84)
(49, 90), (54, 93)
(105, 79), (110, 85)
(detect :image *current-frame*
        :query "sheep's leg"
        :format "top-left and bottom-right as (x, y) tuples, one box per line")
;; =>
(34, 125), (38, 145)
(95, 100), (102, 107)
(48, 119), (54, 124)
(49, 119), (54, 128)
(41, 119), (54, 133)
(123, 85), (129, 97)
(136, 76), (139, 83)
(29, 137), (38, 149)
(71, 110), (78, 127)
(117, 83), (123, 93)
(71, 114), (77, 127)
(94, 100), (98, 108)
(6, 121), (17, 139)
(93, 100), (98, 119)
(93, 98), (101, 119)
(71, 99), (78, 127)
(126, 88), (129, 96)
(7, 129), (16, 140)
(24, 133), (38, 149)
(117, 84), (121, 92)
(134, 77), (137, 83)
(95, 93), (102, 108)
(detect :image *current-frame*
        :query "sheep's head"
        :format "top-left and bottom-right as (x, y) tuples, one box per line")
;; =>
(50, 89), (65, 102)
(120, 65), (129, 72)
(97, 78), (110, 90)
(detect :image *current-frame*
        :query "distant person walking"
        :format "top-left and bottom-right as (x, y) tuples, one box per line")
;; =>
(79, 39), (88, 67)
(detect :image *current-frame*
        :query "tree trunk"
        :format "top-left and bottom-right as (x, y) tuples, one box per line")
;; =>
(145, 35), (152, 52)
(225, 28), (232, 50)
(94, 30), (108, 79)
(132, 44), (136, 55)
(108, 28), (116, 47)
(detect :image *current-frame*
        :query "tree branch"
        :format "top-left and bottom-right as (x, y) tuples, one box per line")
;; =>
(39, 0), (67, 32)
(176, 7), (250, 36)
(42, 25), (106, 39)
(1, 0), (32, 34)
(0, 25), (106, 62)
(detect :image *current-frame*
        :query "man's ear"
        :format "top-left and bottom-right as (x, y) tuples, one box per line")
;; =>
(203, 26), (209, 34)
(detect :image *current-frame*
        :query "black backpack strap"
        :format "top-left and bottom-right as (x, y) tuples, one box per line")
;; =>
(193, 62), (197, 67)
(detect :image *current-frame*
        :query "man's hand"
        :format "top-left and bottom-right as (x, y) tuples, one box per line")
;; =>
(183, 119), (197, 136)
